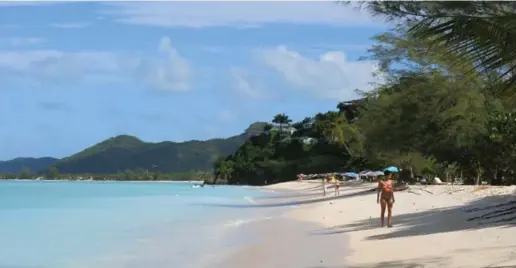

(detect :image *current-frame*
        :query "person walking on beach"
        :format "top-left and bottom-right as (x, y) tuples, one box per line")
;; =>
(322, 176), (328, 196)
(377, 171), (395, 227)
(334, 177), (340, 196)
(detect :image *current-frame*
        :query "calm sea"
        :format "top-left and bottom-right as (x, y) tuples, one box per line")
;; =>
(0, 180), (282, 268)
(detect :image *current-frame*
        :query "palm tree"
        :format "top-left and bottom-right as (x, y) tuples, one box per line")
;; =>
(355, 1), (516, 87)
(272, 113), (292, 132)
(315, 112), (362, 157)
(337, 101), (360, 122)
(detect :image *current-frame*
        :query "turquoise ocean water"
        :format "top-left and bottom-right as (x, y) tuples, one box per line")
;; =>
(0, 180), (282, 268)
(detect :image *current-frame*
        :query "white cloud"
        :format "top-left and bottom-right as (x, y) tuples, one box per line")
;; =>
(0, 50), (126, 82)
(0, 1), (69, 6)
(308, 43), (373, 53)
(0, 36), (192, 91)
(50, 22), (91, 29)
(257, 46), (381, 101)
(100, 2), (380, 28)
(0, 37), (42, 47)
(137, 37), (192, 92)
(230, 67), (267, 99)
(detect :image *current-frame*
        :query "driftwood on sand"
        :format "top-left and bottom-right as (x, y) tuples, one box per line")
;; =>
(394, 183), (409, 192)
(368, 183), (410, 192)
(407, 189), (422, 195)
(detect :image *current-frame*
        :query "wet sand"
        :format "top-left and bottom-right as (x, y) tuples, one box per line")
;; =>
(214, 180), (516, 268)
(208, 218), (350, 268)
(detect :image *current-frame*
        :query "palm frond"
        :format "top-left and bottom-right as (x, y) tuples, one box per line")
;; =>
(355, 1), (516, 90)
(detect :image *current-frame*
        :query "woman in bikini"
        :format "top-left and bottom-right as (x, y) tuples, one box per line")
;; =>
(377, 170), (395, 227)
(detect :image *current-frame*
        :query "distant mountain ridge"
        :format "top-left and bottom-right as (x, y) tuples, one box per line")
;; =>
(53, 133), (248, 174)
(0, 122), (269, 174)
(0, 157), (59, 173)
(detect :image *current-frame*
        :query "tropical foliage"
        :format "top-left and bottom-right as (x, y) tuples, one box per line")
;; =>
(0, 166), (214, 182)
(213, 3), (516, 186)
(358, 1), (516, 89)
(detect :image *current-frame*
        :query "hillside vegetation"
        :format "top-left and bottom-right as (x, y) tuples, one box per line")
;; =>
(1, 123), (267, 177)
(52, 131), (254, 174)
(213, 2), (516, 186)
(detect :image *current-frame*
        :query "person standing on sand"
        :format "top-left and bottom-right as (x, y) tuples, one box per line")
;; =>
(334, 177), (340, 196)
(377, 171), (395, 227)
(322, 176), (328, 196)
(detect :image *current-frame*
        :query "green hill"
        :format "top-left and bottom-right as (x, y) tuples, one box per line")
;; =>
(0, 157), (59, 173)
(52, 123), (266, 174)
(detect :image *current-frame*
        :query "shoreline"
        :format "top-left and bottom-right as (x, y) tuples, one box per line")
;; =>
(207, 182), (352, 268)
(1, 179), (205, 183)
(215, 180), (516, 268)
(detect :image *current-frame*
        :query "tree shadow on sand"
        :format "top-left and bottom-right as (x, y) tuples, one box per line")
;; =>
(313, 195), (516, 240)
(255, 192), (323, 200)
(307, 256), (446, 268)
(192, 188), (376, 209)
(306, 251), (516, 268)
(256, 184), (374, 200)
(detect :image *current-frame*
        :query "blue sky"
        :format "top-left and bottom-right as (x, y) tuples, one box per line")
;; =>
(0, 1), (389, 160)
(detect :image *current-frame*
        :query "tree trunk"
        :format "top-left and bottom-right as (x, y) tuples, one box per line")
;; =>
(342, 142), (353, 157)
(475, 165), (482, 186)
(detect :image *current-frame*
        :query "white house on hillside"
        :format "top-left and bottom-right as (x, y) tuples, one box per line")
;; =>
(301, 137), (317, 145)
(267, 126), (297, 135)
(303, 119), (316, 129)
(280, 136), (317, 145)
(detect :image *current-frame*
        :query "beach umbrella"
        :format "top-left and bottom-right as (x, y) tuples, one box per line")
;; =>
(342, 172), (359, 177)
(359, 170), (372, 176)
(384, 166), (399, 173)
(369, 171), (384, 176)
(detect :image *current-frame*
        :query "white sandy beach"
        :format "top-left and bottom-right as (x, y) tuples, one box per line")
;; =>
(215, 181), (516, 268)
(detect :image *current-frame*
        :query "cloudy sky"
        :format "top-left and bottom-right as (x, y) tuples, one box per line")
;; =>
(0, 1), (389, 160)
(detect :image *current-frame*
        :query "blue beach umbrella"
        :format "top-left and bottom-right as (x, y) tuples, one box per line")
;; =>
(369, 171), (384, 176)
(384, 166), (399, 173)
(342, 172), (359, 177)
(359, 170), (372, 176)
